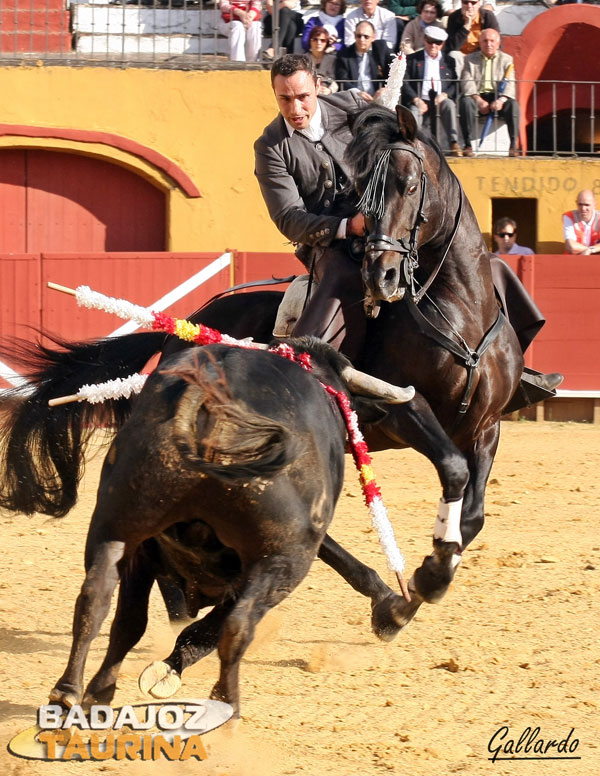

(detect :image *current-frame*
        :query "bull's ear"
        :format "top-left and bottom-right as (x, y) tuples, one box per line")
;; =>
(395, 104), (418, 143)
(352, 398), (389, 426)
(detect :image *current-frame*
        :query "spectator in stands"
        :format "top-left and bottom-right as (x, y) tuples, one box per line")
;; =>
(263, 0), (304, 59)
(400, 0), (444, 54)
(336, 20), (393, 99)
(459, 28), (520, 157)
(307, 26), (339, 93)
(563, 190), (600, 254)
(440, 0), (496, 14)
(219, 0), (262, 62)
(493, 217), (534, 255)
(302, 0), (347, 52)
(344, 0), (398, 50)
(401, 26), (461, 155)
(383, 0), (418, 23)
(446, 0), (499, 75)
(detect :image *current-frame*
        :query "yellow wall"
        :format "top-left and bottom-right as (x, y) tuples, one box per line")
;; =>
(0, 66), (283, 252)
(448, 157), (600, 254)
(1, 65), (599, 255)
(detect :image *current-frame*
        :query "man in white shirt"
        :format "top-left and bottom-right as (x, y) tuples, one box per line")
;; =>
(344, 0), (397, 49)
(562, 190), (600, 254)
(255, 55), (368, 358)
(400, 26), (461, 155)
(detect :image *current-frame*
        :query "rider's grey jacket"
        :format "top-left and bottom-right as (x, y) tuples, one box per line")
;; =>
(254, 91), (366, 249)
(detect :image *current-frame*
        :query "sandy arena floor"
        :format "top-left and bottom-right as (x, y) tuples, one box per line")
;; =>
(1, 421), (598, 776)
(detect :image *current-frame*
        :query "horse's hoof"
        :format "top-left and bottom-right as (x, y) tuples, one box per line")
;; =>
(371, 591), (424, 642)
(138, 661), (181, 699)
(49, 687), (79, 709)
(210, 684), (240, 719)
(82, 683), (117, 709)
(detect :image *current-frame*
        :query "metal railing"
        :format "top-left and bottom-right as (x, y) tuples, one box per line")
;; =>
(330, 77), (600, 156)
(0, 1), (268, 69)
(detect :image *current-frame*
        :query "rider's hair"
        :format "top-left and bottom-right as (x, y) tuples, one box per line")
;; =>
(270, 55), (318, 87)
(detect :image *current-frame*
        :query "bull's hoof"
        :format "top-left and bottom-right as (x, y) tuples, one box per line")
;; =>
(49, 686), (80, 710)
(138, 661), (182, 699)
(371, 591), (424, 642)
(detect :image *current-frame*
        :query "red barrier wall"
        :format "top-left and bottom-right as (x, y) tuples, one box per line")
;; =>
(502, 254), (600, 391)
(1, 251), (597, 392)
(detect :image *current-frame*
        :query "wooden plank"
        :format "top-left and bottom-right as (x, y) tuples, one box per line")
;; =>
(26, 150), (166, 252)
(0, 150), (26, 253)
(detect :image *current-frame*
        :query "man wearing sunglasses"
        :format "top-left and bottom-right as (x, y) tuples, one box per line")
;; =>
(492, 217), (534, 256)
(401, 26), (462, 156)
(336, 21), (393, 99)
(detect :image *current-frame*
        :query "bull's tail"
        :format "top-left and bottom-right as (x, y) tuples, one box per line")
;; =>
(0, 331), (166, 516)
(171, 359), (302, 482)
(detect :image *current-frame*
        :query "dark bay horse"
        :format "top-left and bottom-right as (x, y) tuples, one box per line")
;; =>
(177, 105), (524, 623)
(0, 105), (522, 645)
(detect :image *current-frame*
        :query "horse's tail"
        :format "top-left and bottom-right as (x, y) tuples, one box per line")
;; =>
(171, 364), (303, 482)
(0, 331), (167, 516)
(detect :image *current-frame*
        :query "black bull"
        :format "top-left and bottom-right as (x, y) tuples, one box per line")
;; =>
(12, 339), (408, 716)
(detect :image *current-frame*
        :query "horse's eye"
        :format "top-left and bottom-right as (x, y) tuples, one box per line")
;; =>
(407, 184), (418, 195)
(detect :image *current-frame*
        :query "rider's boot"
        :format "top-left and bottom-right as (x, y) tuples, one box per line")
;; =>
(503, 367), (564, 414)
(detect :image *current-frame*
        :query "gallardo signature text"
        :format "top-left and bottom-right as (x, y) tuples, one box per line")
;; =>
(488, 726), (580, 762)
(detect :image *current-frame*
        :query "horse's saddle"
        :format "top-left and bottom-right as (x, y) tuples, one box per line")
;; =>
(272, 275), (316, 338)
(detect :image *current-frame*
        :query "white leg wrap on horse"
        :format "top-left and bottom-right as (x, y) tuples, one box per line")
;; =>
(434, 498), (463, 547)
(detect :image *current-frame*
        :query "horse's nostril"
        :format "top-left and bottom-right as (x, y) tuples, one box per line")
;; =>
(384, 268), (397, 284)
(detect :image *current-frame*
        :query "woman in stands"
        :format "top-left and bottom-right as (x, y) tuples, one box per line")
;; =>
(307, 26), (339, 93)
(302, 0), (347, 52)
(400, 0), (444, 54)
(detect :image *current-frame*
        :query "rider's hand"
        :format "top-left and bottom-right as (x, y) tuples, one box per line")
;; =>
(347, 213), (366, 237)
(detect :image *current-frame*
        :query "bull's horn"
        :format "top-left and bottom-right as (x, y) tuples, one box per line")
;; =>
(341, 367), (415, 404)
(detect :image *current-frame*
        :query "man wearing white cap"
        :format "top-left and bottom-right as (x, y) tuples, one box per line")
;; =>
(400, 26), (462, 156)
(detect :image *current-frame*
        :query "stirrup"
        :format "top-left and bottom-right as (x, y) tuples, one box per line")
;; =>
(502, 368), (563, 414)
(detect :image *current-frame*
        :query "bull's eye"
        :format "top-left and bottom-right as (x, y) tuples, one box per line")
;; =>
(407, 183), (418, 195)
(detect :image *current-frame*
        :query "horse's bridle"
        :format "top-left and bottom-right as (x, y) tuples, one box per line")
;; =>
(357, 140), (500, 427)
(361, 143), (428, 272)
(359, 142), (462, 302)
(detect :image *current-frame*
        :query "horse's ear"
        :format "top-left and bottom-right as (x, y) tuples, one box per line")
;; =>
(395, 105), (418, 143)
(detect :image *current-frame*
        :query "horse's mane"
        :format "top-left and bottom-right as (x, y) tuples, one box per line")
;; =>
(346, 105), (448, 190)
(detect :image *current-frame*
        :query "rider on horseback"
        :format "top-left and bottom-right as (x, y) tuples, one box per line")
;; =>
(254, 54), (562, 411)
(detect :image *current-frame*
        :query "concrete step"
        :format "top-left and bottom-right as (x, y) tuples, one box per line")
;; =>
(72, 4), (225, 54)
(73, 5), (221, 35)
(75, 31), (227, 55)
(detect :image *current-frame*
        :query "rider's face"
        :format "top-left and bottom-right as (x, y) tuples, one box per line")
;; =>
(273, 70), (319, 131)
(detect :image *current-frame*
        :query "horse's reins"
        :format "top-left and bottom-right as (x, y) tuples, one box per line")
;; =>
(359, 142), (504, 423)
